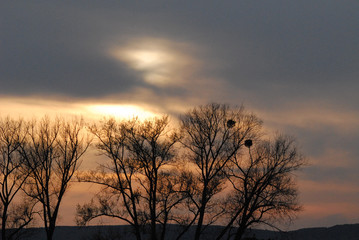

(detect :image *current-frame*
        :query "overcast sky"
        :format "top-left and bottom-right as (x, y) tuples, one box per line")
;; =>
(1, 1), (359, 229)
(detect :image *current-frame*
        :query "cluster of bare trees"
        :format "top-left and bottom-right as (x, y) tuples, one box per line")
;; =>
(0, 103), (305, 240)
(0, 117), (90, 240)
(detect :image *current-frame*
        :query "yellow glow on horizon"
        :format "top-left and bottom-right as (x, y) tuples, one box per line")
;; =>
(0, 97), (82, 119)
(86, 104), (158, 119)
(0, 97), (159, 121)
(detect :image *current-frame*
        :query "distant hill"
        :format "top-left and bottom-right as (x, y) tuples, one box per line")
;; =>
(4, 223), (359, 240)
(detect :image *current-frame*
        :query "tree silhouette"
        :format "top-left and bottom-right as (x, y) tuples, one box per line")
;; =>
(217, 135), (304, 240)
(77, 117), (144, 240)
(0, 117), (35, 240)
(77, 116), (182, 240)
(180, 103), (262, 240)
(20, 117), (90, 240)
(76, 103), (304, 240)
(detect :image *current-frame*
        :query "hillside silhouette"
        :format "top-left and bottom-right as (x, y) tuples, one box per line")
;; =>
(5, 223), (359, 240)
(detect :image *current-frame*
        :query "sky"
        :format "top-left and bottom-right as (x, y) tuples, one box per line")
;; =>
(1, 1), (359, 230)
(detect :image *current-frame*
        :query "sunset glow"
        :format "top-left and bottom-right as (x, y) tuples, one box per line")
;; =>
(0, 98), (158, 121)
(86, 104), (157, 119)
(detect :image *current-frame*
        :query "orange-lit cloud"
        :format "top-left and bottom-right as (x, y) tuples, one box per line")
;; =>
(310, 148), (353, 168)
(256, 102), (359, 133)
(292, 178), (359, 228)
(299, 179), (359, 195)
(299, 202), (359, 221)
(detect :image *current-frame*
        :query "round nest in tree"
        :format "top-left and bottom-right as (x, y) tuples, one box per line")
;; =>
(244, 139), (253, 148)
(227, 119), (236, 128)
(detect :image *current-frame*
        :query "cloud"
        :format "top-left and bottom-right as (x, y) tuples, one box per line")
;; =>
(294, 212), (356, 229)
(2, 1), (358, 108)
(310, 148), (355, 168)
(251, 102), (359, 165)
(252, 101), (359, 134)
(293, 179), (359, 228)
(299, 180), (359, 197)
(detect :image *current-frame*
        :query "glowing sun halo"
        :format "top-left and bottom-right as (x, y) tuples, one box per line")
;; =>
(110, 44), (178, 86)
(127, 50), (167, 70)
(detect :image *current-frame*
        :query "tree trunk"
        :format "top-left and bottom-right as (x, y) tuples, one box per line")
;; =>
(134, 224), (142, 240)
(46, 228), (54, 240)
(160, 211), (169, 240)
(151, 220), (157, 240)
(2, 204), (8, 240)
(150, 182), (157, 240)
(194, 184), (208, 240)
(194, 206), (205, 240)
(45, 218), (57, 240)
(234, 226), (246, 240)
(215, 210), (241, 240)
(150, 159), (158, 240)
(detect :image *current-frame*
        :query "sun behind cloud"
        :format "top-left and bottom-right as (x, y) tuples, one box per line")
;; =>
(108, 38), (200, 87)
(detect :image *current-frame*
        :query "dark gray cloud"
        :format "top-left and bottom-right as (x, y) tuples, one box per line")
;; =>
(1, 1), (358, 104)
(0, 1), (144, 97)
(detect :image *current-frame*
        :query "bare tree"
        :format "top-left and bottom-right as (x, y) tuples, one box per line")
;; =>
(180, 103), (262, 240)
(20, 117), (90, 240)
(77, 116), (181, 240)
(77, 118), (144, 240)
(155, 170), (190, 240)
(0, 117), (35, 240)
(125, 116), (181, 240)
(76, 103), (304, 240)
(217, 135), (305, 240)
